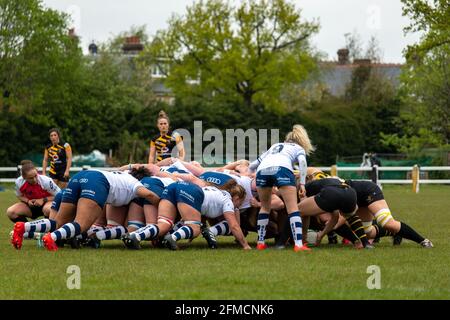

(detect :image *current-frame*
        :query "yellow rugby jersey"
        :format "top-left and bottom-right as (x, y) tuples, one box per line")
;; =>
(45, 141), (71, 174)
(150, 131), (182, 162)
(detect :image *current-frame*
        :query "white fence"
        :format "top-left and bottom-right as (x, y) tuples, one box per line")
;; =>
(1, 165), (450, 193)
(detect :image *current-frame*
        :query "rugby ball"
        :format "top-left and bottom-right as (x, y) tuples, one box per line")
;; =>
(306, 230), (318, 245)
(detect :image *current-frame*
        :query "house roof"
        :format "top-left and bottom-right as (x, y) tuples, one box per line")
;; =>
(318, 62), (403, 96)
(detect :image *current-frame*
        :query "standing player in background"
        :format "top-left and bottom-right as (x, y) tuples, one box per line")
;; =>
(42, 128), (72, 189)
(148, 110), (185, 164)
(249, 124), (314, 252)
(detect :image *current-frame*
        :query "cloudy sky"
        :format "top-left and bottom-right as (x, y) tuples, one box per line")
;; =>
(42, 0), (421, 63)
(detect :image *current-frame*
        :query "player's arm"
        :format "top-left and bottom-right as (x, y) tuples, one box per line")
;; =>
(248, 149), (270, 173)
(221, 160), (241, 171)
(175, 134), (185, 161)
(64, 144), (72, 179)
(296, 152), (307, 198)
(148, 141), (156, 164)
(223, 211), (251, 250)
(17, 195), (31, 206)
(317, 211), (339, 245)
(32, 196), (55, 207)
(42, 148), (48, 175)
(135, 186), (159, 206)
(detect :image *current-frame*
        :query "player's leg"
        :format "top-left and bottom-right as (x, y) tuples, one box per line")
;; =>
(127, 201), (146, 232)
(163, 203), (202, 250)
(369, 200), (432, 247)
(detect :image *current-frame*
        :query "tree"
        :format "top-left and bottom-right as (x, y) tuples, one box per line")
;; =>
(401, 0), (450, 59)
(381, 0), (450, 155)
(344, 31), (383, 63)
(143, 0), (319, 111)
(0, 0), (81, 114)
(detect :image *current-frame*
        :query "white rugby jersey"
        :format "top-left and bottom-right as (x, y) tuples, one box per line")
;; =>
(160, 161), (191, 174)
(152, 176), (176, 187)
(15, 175), (60, 199)
(201, 186), (235, 219)
(95, 170), (144, 207)
(249, 142), (307, 185)
(223, 173), (252, 209)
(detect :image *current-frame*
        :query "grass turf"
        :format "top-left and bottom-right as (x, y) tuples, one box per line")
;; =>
(0, 184), (449, 300)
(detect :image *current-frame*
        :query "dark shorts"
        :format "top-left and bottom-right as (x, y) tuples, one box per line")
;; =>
(345, 180), (384, 207)
(256, 166), (296, 188)
(62, 171), (110, 208)
(29, 205), (45, 219)
(313, 186), (357, 214)
(133, 177), (165, 207)
(49, 171), (69, 182)
(161, 181), (204, 212)
(51, 189), (65, 212)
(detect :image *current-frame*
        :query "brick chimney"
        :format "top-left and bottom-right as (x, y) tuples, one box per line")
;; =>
(337, 48), (349, 65)
(68, 28), (76, 37)
(122, 36), (144, 55)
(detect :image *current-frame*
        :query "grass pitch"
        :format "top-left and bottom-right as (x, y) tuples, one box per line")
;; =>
(0, 184), (449, 300)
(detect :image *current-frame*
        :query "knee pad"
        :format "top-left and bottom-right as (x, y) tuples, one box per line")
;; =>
(128, 220), (145, 229)
(183, 220), (202, 227)
(107, 219), (121, 227)
(362, 221), (374, 234)
(158, 216), (174, 228)
(374, 209), (393, 227)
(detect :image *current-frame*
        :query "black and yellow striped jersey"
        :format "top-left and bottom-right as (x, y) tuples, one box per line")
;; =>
(44, 141), (71, 175)
(150, 131), (182, 162)
(305, 177), (349, 197)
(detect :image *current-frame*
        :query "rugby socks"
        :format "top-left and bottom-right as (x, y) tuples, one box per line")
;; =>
(171, 225), (194, 241)
(334, 224), (359, 243)
(346, 214), (370, 247)
(374, 224), (393, 238)
(22, 219), (57, 239)
(289, 211), (303, 247)
(132, 224), (159, 241)
(76, 225), (105, 241)
(169, 221), (185, 235)
(25, 219), (56, 233)
(396, 222), (425, 244)
(51, 222), (81, 241)
(209, 221), (231, 236)
(256, 212), (270, 245)
(95, 225), (127, 240)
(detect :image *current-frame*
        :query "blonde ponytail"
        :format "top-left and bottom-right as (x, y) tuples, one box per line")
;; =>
(285, 124), (315, 155)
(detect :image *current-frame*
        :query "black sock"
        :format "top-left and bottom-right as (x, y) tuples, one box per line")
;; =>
(346, 214), (370, 247)
(11, 216), (28, 223)
(374, 224), (393, 238)
(275, 218), (291, 246)
(334, 224), (359, 243)
(327, 231), (338, 244)
(396, 222), (425, 244)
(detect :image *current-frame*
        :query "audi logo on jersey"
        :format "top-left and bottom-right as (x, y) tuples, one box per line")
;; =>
(79, 178), (89, 183)
(206, 177), (222, 185)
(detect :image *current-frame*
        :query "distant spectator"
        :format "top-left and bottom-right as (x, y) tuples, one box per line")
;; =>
(370, 153), (382, 167)
(42, 128), (72, 188)
(370, 153), (382, 179)
(360, 153), (371, 167)
(148, 110), (185, 164)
